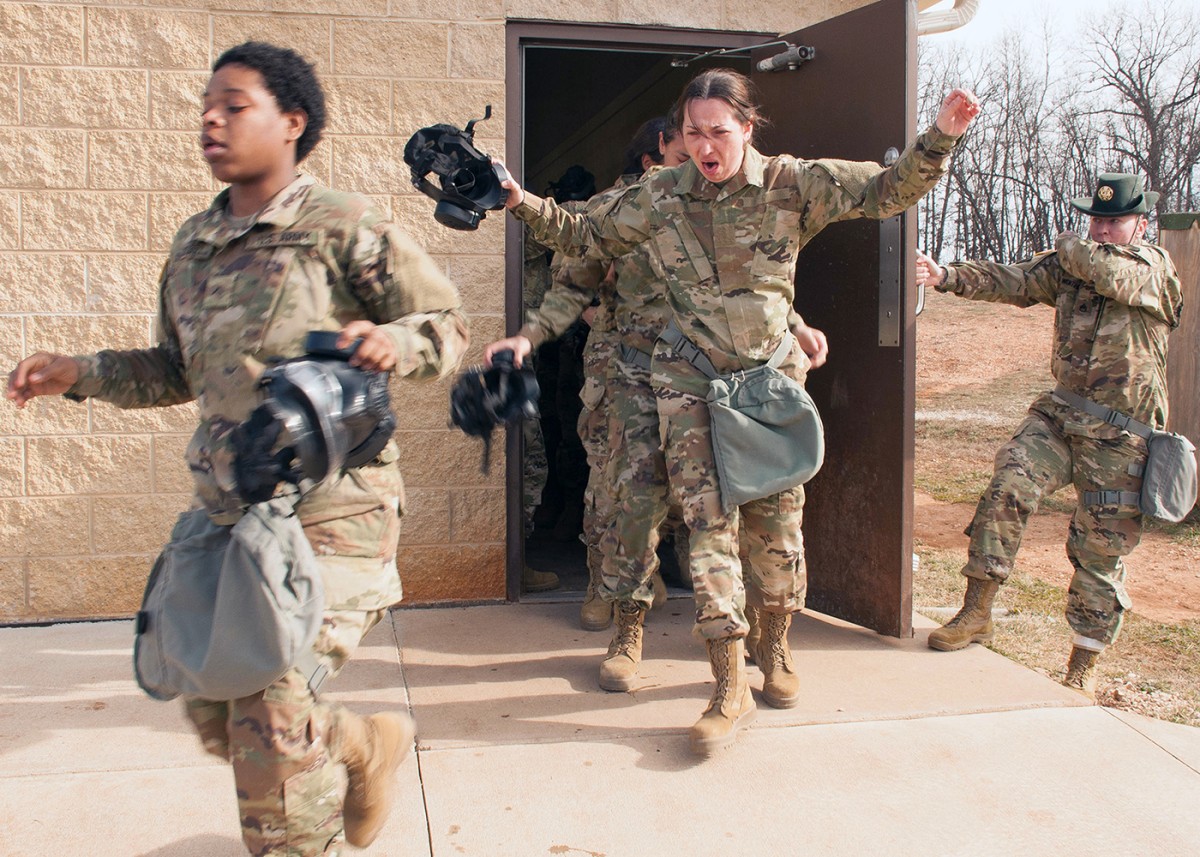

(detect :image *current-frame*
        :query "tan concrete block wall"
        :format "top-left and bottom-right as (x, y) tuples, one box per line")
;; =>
(0, 0), (873, 623)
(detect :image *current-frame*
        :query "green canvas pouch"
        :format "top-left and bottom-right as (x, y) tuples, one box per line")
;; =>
(133, 495), (325, 701)
(1055, 384), (1198, 523)
(707, 363), (825, 511)
(661, 322), (825, 513)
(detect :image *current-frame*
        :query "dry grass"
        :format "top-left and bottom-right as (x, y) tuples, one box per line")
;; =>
(913, 545), (1200, 726)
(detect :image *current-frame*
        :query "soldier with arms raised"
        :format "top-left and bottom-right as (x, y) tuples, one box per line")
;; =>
(500, 68), (978, 755)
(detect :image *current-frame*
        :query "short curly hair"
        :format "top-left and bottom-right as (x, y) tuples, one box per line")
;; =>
(213, 42), (327, 162)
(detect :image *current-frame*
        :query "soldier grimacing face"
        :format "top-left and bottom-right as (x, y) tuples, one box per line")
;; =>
(1088, 213), (1148, 245)
(683, 98), (753, 184)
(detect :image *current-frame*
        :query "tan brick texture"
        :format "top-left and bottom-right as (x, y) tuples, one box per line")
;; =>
(1, 0), (875, 620)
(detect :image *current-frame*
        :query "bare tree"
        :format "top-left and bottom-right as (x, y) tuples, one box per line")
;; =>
(1087, 1), (1200, 215)
(917, 0), (1200, 263)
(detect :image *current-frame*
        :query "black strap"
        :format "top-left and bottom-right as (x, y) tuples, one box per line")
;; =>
(1083, 490), (1141, 508)
(1051, 384), (1154, 440)
(659, 322), (720, 379)
(660, 321), (792, 381)
(619, 344), (652, 371)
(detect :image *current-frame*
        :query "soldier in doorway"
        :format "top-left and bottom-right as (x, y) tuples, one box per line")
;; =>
(500, 69), (978, 754)
(520, 165), (596, 592)
(916, 173), (1183, 699)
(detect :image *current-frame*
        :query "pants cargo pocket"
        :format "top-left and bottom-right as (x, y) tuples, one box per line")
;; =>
(282, 758), (343, 855)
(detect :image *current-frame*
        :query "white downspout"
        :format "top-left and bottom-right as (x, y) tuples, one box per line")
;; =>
(917, 0), (982, 36)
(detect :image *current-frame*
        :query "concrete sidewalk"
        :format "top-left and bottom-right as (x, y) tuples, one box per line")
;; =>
(2, 601), (1199, 856)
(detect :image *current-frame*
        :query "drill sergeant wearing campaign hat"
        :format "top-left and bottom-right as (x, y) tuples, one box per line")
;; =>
(915, 173), (1183, 698)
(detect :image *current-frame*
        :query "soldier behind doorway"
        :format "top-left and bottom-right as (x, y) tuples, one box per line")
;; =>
(521, 164), (596, 593)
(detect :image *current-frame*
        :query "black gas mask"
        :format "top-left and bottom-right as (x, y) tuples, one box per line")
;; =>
(404, 105), (510, 231)
(449, 349), (540, 472)
(232, 332), (397, 505)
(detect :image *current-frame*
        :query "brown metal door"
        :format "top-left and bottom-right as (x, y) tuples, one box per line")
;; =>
(752, 0), (917, 636)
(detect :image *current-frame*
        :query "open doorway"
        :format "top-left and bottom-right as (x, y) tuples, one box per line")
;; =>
(505, 24), (764, 601)
(505, 2), (920, 636)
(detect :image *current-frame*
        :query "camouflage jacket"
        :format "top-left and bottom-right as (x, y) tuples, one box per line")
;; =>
(519, 175), (634, 350)
(939, 233), (1182, 428)
(513, 127), (958, 383)
(522, 198), (589, 314)
(69, 174), (469, 537)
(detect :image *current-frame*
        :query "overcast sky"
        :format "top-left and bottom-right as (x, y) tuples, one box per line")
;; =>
(920, 0), (1120, 54)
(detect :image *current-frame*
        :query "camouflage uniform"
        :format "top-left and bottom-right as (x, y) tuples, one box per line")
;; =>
(938, 233), (1182, 644)
(514, 127), (958, 639)
(518, 129), (958, 637)
(523, 175), (673, 606)
(67, 174), (468, 856)
(522, 208), (589, 534)
(574, 288), (619, 567)
(521, 227), (552, 530)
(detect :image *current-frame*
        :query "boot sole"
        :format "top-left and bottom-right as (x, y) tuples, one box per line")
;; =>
(598, 672), (639, 692)
(927, 631), (994, 652)
(761, 688), (800, 709)
(689, 706), (758, 757)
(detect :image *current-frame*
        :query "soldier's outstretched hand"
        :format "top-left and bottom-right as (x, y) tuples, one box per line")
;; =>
(935, 88), (980, 136)
(6, 352), (80, 408)
(915, 249), (945, 287)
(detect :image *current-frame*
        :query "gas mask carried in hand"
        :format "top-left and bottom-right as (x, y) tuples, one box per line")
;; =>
(449, 349), (540, 473)
(404, 105), (510, 231)
(232, 332), (397, 505)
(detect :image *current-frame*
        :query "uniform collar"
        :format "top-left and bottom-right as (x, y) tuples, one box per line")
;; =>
(673, 146), (765, 201)
(193, 173), (316, 247)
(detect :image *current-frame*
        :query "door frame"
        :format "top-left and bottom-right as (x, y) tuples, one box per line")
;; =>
(502, 21), (771, 601)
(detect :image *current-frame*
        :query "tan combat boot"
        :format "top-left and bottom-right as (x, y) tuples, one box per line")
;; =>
(522, 564), (560, 593)
(580, 547), (614, 631)
(1062, 645), (1102, 700)
(335, 709), (416, 848)
(689, 637), (757, 757)
(752, 611), (800, 709)
(598, 601), (645, 691)
(927, 577), (1000, 651)
(745, 605), (761, 664)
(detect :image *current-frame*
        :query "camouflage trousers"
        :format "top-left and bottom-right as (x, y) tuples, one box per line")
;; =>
(651, 346), (807, 640)
(184, 603), (391, 856)
(578, 327), (619, 571)
(963, 397), (1147, 645)
(597, 359), (671, 608)
(522, 415), (548, 536)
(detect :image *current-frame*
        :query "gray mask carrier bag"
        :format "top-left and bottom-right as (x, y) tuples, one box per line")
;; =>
(133, 495), (325, 702)
(661, 322), (825, 513)
(1054, 385), (1198, 523)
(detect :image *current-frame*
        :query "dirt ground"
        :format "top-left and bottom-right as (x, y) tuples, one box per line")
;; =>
(914, 289), (1200, 625)
(914, 492), (1200, 623)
